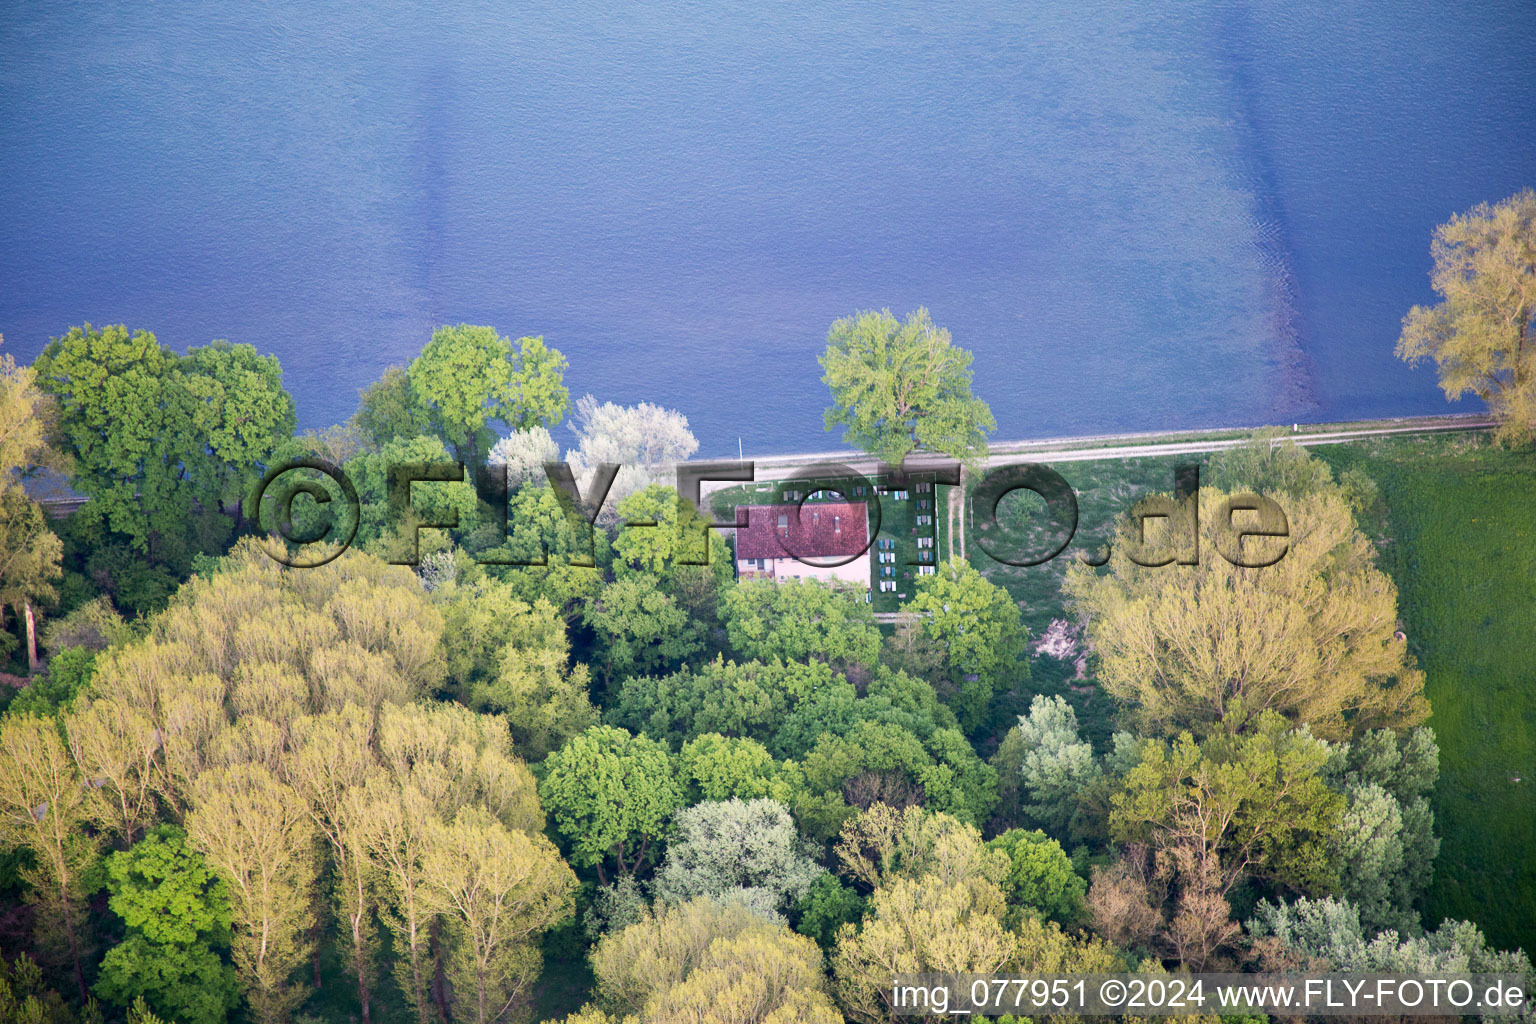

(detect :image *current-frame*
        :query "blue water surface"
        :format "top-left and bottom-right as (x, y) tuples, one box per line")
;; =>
(2, 1), (1533, 454)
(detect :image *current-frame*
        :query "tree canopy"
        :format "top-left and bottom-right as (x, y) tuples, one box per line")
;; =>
(1065, 486), (1428, 740)
(586, 897), (840, 1024)
(33, 325), (294, 554)
(1396, 188), (1536, 445)
(0, 344), (63, 665)
(407, 325), (570, 467)
(903, 557), (1028, 731)
(820, 308), (995, 466)
(537, 725), (684, 881)
(722, 578), (881, 673)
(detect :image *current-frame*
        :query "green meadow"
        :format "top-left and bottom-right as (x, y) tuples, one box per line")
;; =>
(1318, 434), (1536, 953)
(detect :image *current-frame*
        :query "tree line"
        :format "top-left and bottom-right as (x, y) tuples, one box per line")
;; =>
(0, 189), (1533, 1023)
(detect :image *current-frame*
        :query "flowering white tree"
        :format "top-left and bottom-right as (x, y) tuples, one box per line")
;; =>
(566, 396), (699, 519)
(488, 426), (560, 487)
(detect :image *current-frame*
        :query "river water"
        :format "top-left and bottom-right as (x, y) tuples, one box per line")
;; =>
(2, 1), (1533, 454)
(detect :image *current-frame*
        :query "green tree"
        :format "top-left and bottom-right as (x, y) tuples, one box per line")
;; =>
(0, 954), (94, 1024)
(31, 324), (198, 553)
(798, 720), (998, 832)
(987, 828), (1086, 926)
(7, 647), (95, 718)
(538, 726), (683, 882)
(1322, 727), (1440, 935)
(722, 579), (880, 673)
(1111, 713), (1343, 901)
(351, 366), (429, 450)
(792, 873), (866, 951)
(611, 485), (734, 619)
(606, 656), (838, 751)
(408, 325), (569, 468)
(820, 307), (995, 466)
(678, 734), (792, 802)
(95, 826), (240, 1024)
(180, 340), (296, 522)
(585, 576), (703, 685)
(1396, 188), (1536, 445)
(903, 558), (1028, 730)
(342, 434), (480, 558)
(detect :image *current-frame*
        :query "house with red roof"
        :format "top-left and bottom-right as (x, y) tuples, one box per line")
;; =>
(733, 501), (871, 587)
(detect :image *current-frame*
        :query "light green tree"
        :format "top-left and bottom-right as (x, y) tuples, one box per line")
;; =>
(1207, 427), (1336, 498)
(722, 579), (880, 672)
(588, 898), (840, 1024)
(538, 726), (683, 883)
(1396, 188), (1536, 445)
(437, 578), (596, 759)
(420, 806), (577, 1024)
(1065, 487), (1429, 740)
(0, 344), (63, 668)
(0, 714), (98, 1001)
(407, 325), (569, 468)
(820, 307), (995, 466)
(903, 558), (1028, 730)
(832, 871), (1014, 1023)
(95, 826), (240, 1024)
(185, 764), (318, 1024)
(678, 734), (793, 803)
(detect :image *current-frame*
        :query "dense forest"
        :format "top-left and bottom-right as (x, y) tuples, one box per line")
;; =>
(1, 301), (1532, 1024)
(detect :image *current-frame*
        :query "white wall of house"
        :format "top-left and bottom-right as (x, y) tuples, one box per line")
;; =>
(737, 555), (869, 586)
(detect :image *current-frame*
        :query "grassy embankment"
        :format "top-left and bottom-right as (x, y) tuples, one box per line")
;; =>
(1317, 433), (1536, 954)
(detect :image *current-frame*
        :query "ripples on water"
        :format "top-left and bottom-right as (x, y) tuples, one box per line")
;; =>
(2, 0), (1532, 453)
